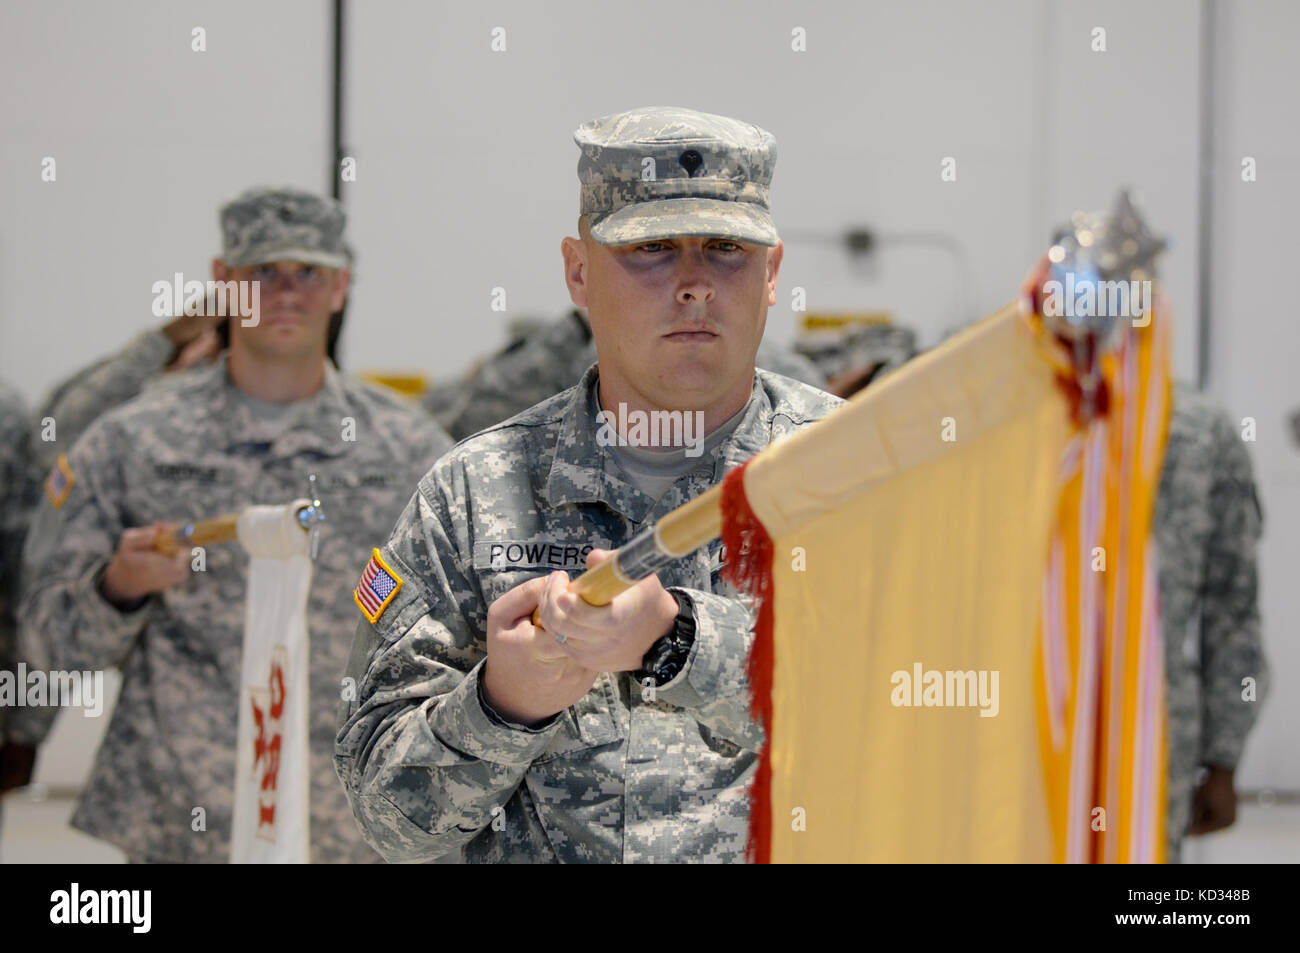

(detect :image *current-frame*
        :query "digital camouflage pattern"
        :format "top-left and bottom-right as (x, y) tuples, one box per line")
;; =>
(575, 106), (779, 247)
(794, 323), (918, 384)
(0, 381), (42, 743)
(336, 366), (843, 863)
(430, 310), (828, 442)
(19, 356), (451, 861)
(1155, 382), (1268, 863)
(426, 312), (598, 440)
(33, 330), (174, 474)
(219, 187), (351, 270)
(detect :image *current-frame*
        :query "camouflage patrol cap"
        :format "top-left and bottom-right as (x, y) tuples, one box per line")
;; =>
(219, 187), (350, 269)
(574, 106), (779, 247)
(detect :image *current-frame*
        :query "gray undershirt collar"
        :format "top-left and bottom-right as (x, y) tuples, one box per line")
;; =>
(591, 384), (748, 502)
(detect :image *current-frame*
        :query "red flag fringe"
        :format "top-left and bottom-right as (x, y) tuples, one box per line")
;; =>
(720, 460), (776, 864)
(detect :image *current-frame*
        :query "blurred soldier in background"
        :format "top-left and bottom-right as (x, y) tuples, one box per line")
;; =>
(30, 313), (222, 474)
(0, 381), (42, 802)
(18, 187), (451, 862)
(1157, 383), (1269, 862)
(797, 322), (917, 398)
(32, 291), (349, 475)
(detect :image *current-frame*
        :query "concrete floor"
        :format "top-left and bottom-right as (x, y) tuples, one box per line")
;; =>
(1, 790), (125, 863)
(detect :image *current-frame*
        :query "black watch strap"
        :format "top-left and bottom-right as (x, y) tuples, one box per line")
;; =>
(637, 590), (697, 688)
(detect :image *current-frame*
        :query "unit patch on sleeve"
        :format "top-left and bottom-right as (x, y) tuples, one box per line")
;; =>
(44, 453), (76, 508)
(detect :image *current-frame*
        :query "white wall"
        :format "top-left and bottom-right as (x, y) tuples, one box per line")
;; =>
(1206, 0), (1300, 791)
(342, 0), (1209, 379)
(1039, 0), (1203, 381)
(342, 0), (1047, 377)
(0, 0), (333, 403)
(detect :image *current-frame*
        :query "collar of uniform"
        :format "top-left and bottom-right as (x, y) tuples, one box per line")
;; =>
(543, 364), (773, 523)
(715, 391), (770, 481)
(543, 365), (646, 521)
(208, 352), (354, 458)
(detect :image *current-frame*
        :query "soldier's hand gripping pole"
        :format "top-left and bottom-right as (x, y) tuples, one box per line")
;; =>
(531, 483), (723, 628)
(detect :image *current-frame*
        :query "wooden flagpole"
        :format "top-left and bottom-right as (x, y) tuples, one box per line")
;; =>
(531, 483), (723, 626)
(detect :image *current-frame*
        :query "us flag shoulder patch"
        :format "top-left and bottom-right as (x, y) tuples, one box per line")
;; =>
(44, 453), (75, 509)
(354, 548), (403, 624)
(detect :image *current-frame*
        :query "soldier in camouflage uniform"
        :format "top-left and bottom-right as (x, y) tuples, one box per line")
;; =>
(799, 322), (918, 398)
(30, 315), (224, 475)
(336, 107), (842, 863)
(31, 275), (356, 476)
(0, 381), (43, 797)
(1155, 382), (1268, 863)
(431, 308), (827, 442)
(426, 310), (598, 440)
(18, 188), (451, 862)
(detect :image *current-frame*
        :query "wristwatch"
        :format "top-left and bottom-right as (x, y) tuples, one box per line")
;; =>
(636, 590), (697, 688)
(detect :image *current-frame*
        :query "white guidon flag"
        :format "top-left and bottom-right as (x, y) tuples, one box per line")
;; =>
(230, 499), (313, 863)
